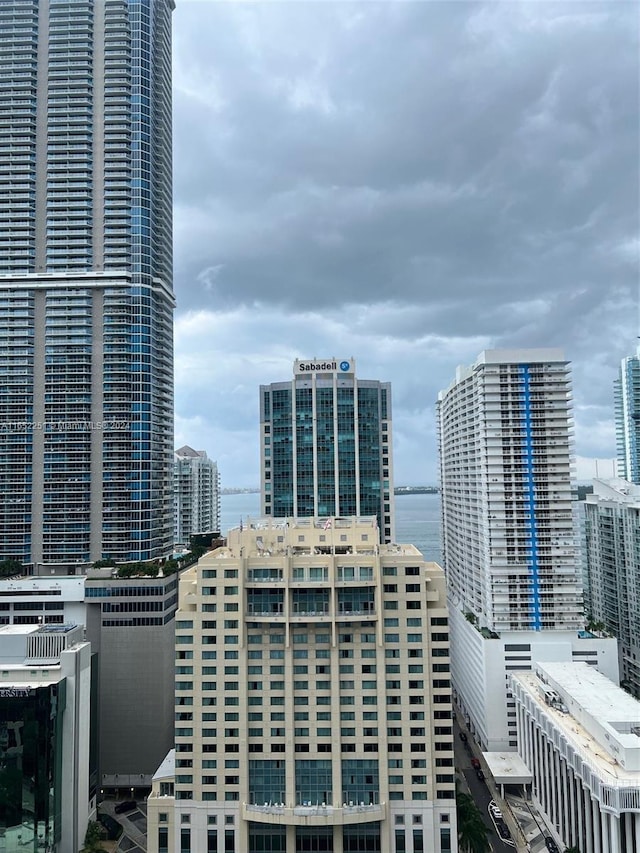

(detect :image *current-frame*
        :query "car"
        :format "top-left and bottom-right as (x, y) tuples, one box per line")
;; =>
(544, 838), (559, 853)
(470, 757), (481, 769)
(459, 732), (467, 742)
(488, 801), (503, 820)
(114, 800), (137, 815)
(475, 769), (485, 781)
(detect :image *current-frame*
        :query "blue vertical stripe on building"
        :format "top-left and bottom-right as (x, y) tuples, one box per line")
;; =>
(522, 365), (542, 630)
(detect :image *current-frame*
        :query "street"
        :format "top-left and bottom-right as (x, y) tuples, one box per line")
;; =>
(453, 717), (519, 853)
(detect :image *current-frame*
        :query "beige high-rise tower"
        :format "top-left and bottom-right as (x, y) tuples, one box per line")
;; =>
(147, 517), (456, 853)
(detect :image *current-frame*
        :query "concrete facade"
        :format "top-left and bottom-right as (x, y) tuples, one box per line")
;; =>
(0, 624), (94, 853)
(147, 517), (457, 853)
(450, 607), (618, 751)
(511, 662), (640, 853)
(85, 574), (178, 788)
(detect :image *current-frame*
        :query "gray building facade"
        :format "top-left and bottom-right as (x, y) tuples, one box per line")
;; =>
(85, 573), (178, 788)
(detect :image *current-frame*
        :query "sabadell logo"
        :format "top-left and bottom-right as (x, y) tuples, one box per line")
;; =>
(298, 360), (353, 372)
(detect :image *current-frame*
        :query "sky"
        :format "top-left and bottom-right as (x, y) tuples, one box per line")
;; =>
(171, 0), (639, 487)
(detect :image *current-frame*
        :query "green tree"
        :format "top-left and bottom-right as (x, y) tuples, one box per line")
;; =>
(0, 559), (23, 577)
(80, 821), (107, 853)
(92, 559), (116, 569)
(456, 791), (491, 853)
(564, 847), (581, 853)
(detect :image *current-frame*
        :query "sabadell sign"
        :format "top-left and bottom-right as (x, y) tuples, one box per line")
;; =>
(294, 359), (354, 375)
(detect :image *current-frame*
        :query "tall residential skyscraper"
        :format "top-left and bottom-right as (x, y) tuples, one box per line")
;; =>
(147, 517), (456, 853)
(0, 0), (175, 569)
(437, 350), (616, 751)
(614, 347), (640, 483)
(260, 358), (395, 542)
(174, 445), (220, 545)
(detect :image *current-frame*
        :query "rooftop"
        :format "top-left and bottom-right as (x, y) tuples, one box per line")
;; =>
(512, 662), (640, 778)
(152, 749), (175, 782)
(588, 477), (640, 504)
(0, 624), (40, 636)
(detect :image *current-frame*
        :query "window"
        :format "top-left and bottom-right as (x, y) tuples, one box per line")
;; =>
(180, 828), (191, 853)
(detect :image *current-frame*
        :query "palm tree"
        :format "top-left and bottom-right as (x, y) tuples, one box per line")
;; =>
(456, 791), (491, 853)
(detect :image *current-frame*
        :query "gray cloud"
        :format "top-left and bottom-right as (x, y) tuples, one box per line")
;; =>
(172, 1), (639, 485)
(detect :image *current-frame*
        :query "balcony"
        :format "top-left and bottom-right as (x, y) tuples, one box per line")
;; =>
(242, 801), (386, 827)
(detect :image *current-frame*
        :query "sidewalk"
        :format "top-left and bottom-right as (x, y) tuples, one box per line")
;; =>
(454, 710), (528, 853)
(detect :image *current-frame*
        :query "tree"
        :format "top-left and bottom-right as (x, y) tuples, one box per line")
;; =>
(564, 847), (581, 853)
(80, 821), (107, 853)
(0, 559), (23, 577)
(456, 791), (491, 853)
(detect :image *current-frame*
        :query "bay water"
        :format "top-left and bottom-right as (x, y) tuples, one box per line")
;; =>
(220, 492), (442, 565)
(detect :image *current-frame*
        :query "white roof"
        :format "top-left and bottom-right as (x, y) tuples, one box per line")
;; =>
(0, 624), (40, 636)
(513, 663), (640, 777)
(152, 749), (175, 781)
(483, 752), (532, 785)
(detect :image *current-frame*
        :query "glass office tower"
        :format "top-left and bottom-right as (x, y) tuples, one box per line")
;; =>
(260, 359), (395, 542)
(614, 347), (640, 483)
(0, 0), (175, 569)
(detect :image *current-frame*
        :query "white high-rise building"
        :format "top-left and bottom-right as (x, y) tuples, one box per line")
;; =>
(147, 517), (457, 853)
(437, 349), (617, 751)
(614, 347), (640, 483)
(174, 446), (220, 546)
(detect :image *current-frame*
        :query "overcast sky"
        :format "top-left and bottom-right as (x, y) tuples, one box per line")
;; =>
(172, 1), (638, 487)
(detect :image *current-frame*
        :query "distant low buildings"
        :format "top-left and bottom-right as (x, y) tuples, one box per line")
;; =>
(174, 446), (221, 547)
(0, 623), (94, 853)
(584, 478), (640, 697)
(511, 662), (640, 853)
(147, 516), (456, 853)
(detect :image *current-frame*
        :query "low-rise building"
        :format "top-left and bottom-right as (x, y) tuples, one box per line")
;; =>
(511, 661), (640, 853)
(0, 623), (95, 853)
